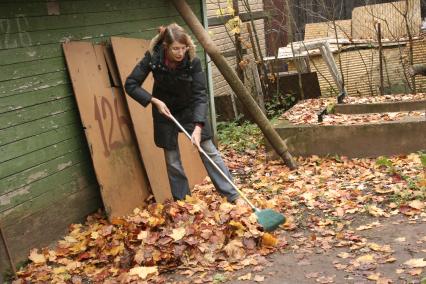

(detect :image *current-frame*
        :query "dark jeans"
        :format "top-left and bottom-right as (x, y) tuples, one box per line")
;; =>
(164, 139), (239, 202)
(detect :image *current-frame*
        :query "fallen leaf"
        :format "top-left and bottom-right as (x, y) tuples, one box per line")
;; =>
(238, 273), (252, 280)
(129, 266), (158, 280)
(408, 200), (425, 210)
(316, 275), (335, 283)
(170, 228), (186, 241)
(337, 252), (350, 259)
(253, 275), (265, 282)
(394, 237), (406, 242)
(404, 258), (426, 268)
(28, 249), (46, 264)
(367, 273), (381, 281)
(262, 233), (278, 247)
(137, 230), (149, 240)
(408, 268), (422, 276)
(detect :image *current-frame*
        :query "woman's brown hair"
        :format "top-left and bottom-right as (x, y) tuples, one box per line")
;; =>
(158, 23), (196, 58)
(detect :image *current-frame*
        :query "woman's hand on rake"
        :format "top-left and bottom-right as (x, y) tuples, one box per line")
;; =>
(151, 98), (171, 119)
(191, 125), (202, 150)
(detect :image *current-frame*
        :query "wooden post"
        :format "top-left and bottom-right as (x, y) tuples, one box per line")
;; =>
(377, 23), (384, 96)
(247, 22), (267, 95)
(171, 0), (297, 169)
(319, 42), (345, 94)
(233, 0), (244, 81)
(250, 61), (266, 114)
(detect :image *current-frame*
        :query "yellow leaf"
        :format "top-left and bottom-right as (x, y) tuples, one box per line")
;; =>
(238, 273), (252, 280)
(129, 266), (158, 280)
(367, 273), (381, 281)
(337, 252), (350, 259)
(404, 258), (426, 268)
(170, 227), (186, 241)
(408, 268), (422, 276)
(53, 266), (67, 275)
(137, 230), (149, 240)
(368, 243), (393, 253)
(355, 254), (375, 265)
(90, 231), (99, 240)
(262, 233), (278, 247)
(408, 200), (425, 210)
(29, 249), (46, 264)
(109, 243), (124, 256)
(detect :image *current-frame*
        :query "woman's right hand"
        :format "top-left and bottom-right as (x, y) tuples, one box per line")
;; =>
(151, 98), (172, 119)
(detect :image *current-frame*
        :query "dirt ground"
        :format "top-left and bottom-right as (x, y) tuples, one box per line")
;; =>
(166, 214), (426, 284)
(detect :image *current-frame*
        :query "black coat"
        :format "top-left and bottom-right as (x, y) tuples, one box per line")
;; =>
(125, 43), (212, 150)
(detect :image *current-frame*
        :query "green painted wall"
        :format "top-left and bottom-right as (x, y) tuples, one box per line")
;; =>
(0, 0), (205, 271)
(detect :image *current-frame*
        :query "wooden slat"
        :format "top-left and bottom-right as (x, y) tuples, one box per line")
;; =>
(0, 123), (82, 163)
(0, 97), (76, 129)
(0, 136), (85, 180)
(0, 148), (87, 197)
(0, 159), (92, 213)
(0, 109), (79, 146)
(0, 84), (73, 114)
(111, 36), (206, 203)
(0, 71), (68, 98)
(63, 41), (150, 218)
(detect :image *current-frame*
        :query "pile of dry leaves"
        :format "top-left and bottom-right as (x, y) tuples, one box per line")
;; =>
(281, 94), (426, 125)
(13, 185), (286, 283)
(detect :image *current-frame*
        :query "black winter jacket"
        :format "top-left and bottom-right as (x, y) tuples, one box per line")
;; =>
(124, 41), (212, 150)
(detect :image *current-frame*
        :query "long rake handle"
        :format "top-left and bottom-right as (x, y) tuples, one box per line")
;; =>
(169, 115), (258, 211)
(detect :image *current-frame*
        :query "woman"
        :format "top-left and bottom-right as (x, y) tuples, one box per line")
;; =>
(125, 23), (241, 204)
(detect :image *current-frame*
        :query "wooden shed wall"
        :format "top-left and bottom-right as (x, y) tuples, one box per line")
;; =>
(0, 0), (204, 269)
(206, 0), (266, 105)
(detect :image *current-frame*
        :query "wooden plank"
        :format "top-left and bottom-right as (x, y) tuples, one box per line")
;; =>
(0, 97), (76, 129)
(0, 159), (92, 213)
(0, 136), (85, 180)
(0, 71), (68, 98)
(111, 36), (206, 203)
(0, 43), (62, 65)
(63, 41), (150, 218)
(0, 57), (65, 81)
(0, 109), (79, 146)
(0, 148), (88, 197)
(0, 84), (73, 114)
(0, 7), (179, 34)
(0, 17), (186, 50)
(1, 170), (97, 227)
(0, 123), (83, 163)
(0, 0), (200, 17)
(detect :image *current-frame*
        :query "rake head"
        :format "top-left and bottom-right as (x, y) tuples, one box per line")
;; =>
(255, 208), (286, 232)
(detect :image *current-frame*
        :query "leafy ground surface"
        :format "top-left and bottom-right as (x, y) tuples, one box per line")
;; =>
(11, 148), (426, 284)
(10, 95), (426, 284)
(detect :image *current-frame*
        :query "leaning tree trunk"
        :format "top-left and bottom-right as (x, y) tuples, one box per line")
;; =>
(171, 0), (297, 169)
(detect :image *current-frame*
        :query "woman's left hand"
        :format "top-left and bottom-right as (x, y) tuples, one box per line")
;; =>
(191, 125), (202, 150)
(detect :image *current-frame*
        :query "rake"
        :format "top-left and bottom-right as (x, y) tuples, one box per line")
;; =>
(170, 115), (286, 232)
